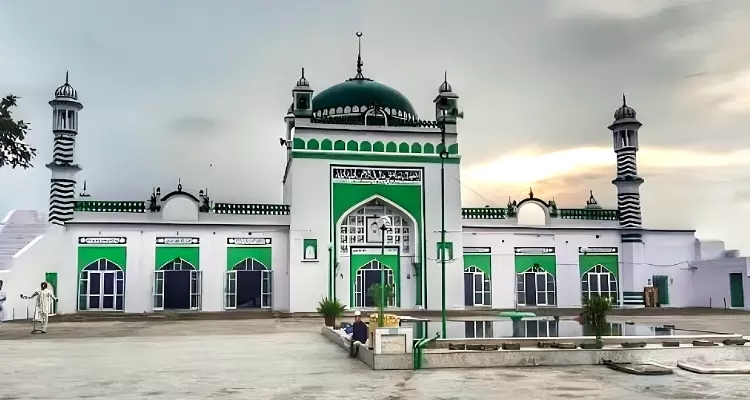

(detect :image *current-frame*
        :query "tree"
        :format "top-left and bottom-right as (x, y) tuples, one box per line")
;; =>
(582, 295), (613, 348)
(0, 95), (36, 169)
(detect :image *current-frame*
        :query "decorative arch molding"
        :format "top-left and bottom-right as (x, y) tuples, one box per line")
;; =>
(293, 137), (459, 155)
(226, 247), (273, 271)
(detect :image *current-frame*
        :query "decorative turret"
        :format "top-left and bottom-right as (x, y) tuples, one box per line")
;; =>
(585, 190), (601, 210)
(608, 95), (643, 242)
(292, 67), (313, 119)
(433, 72), (461, 134)
(46, 72), (83, 226)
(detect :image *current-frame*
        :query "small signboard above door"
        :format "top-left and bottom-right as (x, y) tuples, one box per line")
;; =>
(156, 237), (199, 245)
(227, 237), (272, 246)
(78, 237), (127, 245)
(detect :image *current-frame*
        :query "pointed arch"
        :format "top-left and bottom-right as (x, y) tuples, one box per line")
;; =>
(159, 258), (197, 271)
(398, 142), (410, 153)
(321, 139), (333, 151)
(335, 194), (418, 256)
(360, 140), (372, 151)
(346, 140), (358, 151)
(232, 258), (269, 271)
(306, 138), (320, 150)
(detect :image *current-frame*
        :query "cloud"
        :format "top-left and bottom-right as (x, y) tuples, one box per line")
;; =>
(166, 116), (227, 137)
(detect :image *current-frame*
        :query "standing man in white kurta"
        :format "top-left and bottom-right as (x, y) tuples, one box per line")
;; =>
(0, 280), (6, 325)
(21, 282), (57, 333)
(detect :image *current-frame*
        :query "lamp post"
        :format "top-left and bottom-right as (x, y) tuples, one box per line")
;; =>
(377, 216), (391, 327)
(438, 120), (449, 338)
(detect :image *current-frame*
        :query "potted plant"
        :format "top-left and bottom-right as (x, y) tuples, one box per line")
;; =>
(368, 283), (394, 326)
(582, 295), (612, 348)
(316, 297), (346, 327)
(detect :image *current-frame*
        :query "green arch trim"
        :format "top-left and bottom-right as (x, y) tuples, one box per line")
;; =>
(448, 143), (459, 155)
(578, 254), (618, 277)
(321, 139), (333, 150)
(423, 143), (435, 154)
(349, 255), (401, 307)
(155, 247), (200, 270)
(514, 254), (556, 276)
(346, 140), (358, 151)
(307, 138), (320, 150)
(385, 141), (398, 153)
(373, 141), (385, 152)
(77, 246), (127, 273)
(360, 140), (372, 151)
(293, 138), (305, 150)
(464, 254), (491, 278)
(227, 247), (272, 271)
(334, 140), (346, 150)
(398, 142), (410, 153)
(411, 142), (422, 153)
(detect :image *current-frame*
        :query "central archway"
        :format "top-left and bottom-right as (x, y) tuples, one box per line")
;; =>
(353, 260), (396, 308)
(78, 259), (125, 311)
(153, 258), (201, 311)
(225, 258), (272, 309)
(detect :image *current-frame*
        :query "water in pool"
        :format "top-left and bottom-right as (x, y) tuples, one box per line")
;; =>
(399, 317), (709, 339)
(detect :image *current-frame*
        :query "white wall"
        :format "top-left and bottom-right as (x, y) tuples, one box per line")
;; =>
(7, 223), (290, 318)
(462, 228), (620, 309)
(639, 231), (698, 308)
(690, 258), (750, 309)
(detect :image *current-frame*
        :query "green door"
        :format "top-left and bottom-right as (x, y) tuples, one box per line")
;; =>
(45, 272), (58, 314)
(653, 275), (669, 305)
(729, 273), (745, 308)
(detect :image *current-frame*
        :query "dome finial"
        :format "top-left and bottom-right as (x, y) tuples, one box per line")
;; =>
(439, 71), (453, 93)
(622, 93), (627, 106)
(65, 71), (69, 84)
(355, 32), (364, 79)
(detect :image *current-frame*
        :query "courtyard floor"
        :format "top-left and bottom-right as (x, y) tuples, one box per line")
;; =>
(1, 314), (749, 399)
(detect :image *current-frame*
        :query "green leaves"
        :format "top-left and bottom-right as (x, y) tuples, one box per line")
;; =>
(582, 295), (613, 339)
(0, 94), (36, 169)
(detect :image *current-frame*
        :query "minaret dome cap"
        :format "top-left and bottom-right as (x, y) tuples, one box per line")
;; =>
(614, 94), (636, 120)
(55, 71), (78, 100)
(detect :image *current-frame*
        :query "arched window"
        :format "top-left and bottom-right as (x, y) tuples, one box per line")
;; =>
(516, 265), (556, 306)
(339, 199), (413, 255)
(353, 261), (395, 308)
(464, 266), (491, 306)
(79, 259), (125, 311)
(233, 259), (267, 271)
(581, 264), (618, 303)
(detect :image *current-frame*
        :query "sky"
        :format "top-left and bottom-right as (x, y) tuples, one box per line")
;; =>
(1, 0), (750, 252)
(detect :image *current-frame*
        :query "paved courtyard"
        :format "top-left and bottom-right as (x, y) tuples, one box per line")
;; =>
(1, 314), (750, 399)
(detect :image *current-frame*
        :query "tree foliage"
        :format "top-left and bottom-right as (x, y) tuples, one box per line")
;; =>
(0, 95), (36, 169)
(582, 295), (613, 339)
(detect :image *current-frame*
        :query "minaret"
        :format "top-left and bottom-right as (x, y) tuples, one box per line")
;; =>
(609, 95), (643, 242)
(291, 67), (313, 119)
(433, 72), (460, 134)
(46, 72), (83, 226)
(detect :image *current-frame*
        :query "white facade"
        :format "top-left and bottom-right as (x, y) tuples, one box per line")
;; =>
(1, 61), (748, 321)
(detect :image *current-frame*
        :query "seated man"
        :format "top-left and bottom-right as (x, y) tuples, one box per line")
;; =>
(350, 310), (369, 357)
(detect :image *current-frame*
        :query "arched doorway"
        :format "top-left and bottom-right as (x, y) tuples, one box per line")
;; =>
(224, 259), (272, 309)
(78, 259), (125, 311)
(464, 266), (491, 306)
(581, 264), (618, 303)
(153, 258), (201, 311)
(338, 198), (414, 256)
(353, 260), (395, 308)
(516, 265), (556, 306)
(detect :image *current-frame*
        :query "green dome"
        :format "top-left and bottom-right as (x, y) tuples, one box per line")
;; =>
(312, 78), (417, 120)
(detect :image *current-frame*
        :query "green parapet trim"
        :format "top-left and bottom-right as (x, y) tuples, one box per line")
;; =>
(461, 207), (507, 219)
(334, 140), (346, 150)
(464, 254), (491, 277)
(293, 150), (460, 164)
(411, 142), (422, 153)
(293, 137), (305, 149)
(213, 203), (290, 215)
(423, 143), (435, 153)
(386, 141), (398, 153)
(321, 139), (333, 150)
(74, 201), (146, 213)
(515, 254), (556, 275)
(346, 140), (358, 151)
(557, 208), (618, 220)
(373, 141), (385, 152)
(307, 138), (320, 150)
(360, 140), (372, 151)
(398, 142), (410, 153)
(448, 143), (459, 155)
(291, 137), (460, 156)
(310, 115), (440, 128)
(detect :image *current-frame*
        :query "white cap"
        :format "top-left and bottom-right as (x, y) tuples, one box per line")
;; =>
(354, 310), (361, 316)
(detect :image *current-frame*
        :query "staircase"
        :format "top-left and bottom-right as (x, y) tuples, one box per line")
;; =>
(0, 210), (48, 270)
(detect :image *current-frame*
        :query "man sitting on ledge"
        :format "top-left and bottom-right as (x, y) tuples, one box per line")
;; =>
(350, 310), (369, 357)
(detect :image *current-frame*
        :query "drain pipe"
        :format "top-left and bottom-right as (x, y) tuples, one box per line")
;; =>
(413, 332), (441, 370)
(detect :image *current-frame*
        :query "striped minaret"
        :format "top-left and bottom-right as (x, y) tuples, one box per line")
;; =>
(609, 95), (643, 242)
(46, 72), (83, 226)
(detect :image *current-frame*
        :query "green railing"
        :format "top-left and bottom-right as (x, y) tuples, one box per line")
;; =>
(461, 207), (507, 219)
(461, 207), (618, 221)
(557, 208), (618, 220)
(213, 203), (290, 215)
(73, 201), (146, 213)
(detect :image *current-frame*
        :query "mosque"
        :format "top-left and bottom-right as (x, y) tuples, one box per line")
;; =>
(0, 35), (748, 321)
